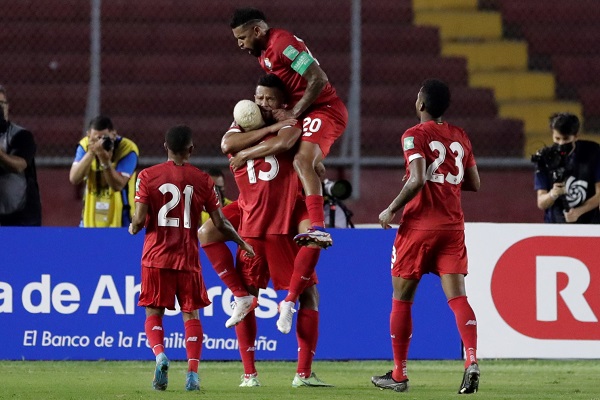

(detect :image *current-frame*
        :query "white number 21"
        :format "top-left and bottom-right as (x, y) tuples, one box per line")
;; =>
(157, 183), (193, 228)
(426, 141), (465, 185)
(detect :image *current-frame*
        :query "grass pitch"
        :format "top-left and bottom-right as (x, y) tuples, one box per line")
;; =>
(2, 359), (599, 399)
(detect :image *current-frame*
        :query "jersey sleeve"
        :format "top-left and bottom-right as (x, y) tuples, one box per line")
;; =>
(401, 128), (425, 163)
(135, 169), (150, 204)
(203, 181), (221, 214)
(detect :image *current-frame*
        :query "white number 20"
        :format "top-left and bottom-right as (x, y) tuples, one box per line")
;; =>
(425, 141), (465, 185)
(157, 183), (193, 228)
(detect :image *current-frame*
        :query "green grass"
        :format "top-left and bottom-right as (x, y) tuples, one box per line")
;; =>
(2, 359), (600, 399)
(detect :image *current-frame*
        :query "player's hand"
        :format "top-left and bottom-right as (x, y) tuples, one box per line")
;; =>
(379, 207), (395, 229)
(229, 151), (247, 170)
(272, 108), (295, 121)
(128, 223), (136, 235)
(240, 241), (255, 258)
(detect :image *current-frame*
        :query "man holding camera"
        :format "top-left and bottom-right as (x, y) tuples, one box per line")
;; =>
(69, 115), (139, 227)
(534, 113), (600, 223)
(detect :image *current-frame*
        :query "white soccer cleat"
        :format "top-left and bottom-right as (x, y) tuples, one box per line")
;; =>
(239, 373), (261, 387)
(276, 300), (297, 334)
(225, 295), (258, 328)
(293, 226), (333, 249)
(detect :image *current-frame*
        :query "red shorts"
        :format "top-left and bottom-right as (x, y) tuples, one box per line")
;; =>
(301, 97), (348, 157)
(235, 235), (318, 290)
(222, 200), (241, 228)
(390, 226), (468, 280)
(138, 267), (211, 312)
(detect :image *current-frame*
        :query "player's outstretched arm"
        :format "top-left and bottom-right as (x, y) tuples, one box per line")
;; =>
(129, 202), (148, 235)
(379, 158), (426, 228)
(221, 121), (289, 155)
(229, 126), (301, 169)
(461, 165), (481, 192)
(208, 208), (255, 257)
(274, 62), (328, 120)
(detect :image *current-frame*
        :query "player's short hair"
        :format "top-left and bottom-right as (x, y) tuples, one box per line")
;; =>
(420, 79), (451, 118)
(165, 125), (193, 154)
(257, 73), (287, 100)
(550, 112), (580, 136)
(88, 115), (114, 131)
(207, 167), (224, 178)
(230, 7), (266, 29)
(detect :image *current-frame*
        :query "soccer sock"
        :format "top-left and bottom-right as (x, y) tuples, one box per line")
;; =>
(201, 242), (249, 297)
(390, 298), (412, 382)
(184, 319), (203, 373)
(144, 315), (165, 357)
(448, 295), (478, 368)
(296, 308), (319, 377)
(285, 247), (320, 303)
(306, 195), (325, 228)
(235, 311), (257, 376)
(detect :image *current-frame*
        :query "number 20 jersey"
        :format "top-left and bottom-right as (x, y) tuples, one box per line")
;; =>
(400, 120), (476, 230)
(135, 161), (220, 271)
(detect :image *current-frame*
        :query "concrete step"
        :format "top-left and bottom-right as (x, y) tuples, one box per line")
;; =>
(470, 71), (555, 101)
(413, 0), (477, 11)
(442, 40), (528, 72)
(499, 101), (582, 133)
(414, 11), (502, 40)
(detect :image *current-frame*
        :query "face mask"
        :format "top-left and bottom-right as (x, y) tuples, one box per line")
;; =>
(557, 142), (574, 154)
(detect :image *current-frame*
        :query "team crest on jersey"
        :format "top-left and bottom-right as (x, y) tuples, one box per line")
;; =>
(264, 58), (272, 70)
(403, 137), (415, 150)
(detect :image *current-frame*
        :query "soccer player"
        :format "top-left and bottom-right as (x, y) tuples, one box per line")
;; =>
(129, 125), (254, 392)
(230, 7), (348, 248)
(371, 80), (481, 394)
(199, 74), (331, 388)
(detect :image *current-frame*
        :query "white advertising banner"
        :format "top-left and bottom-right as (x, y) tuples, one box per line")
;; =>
(465, 223), (600, 359)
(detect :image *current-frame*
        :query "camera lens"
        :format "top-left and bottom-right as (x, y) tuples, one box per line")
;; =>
(323, 179), (352, 200)
(101, 136), (113, 151)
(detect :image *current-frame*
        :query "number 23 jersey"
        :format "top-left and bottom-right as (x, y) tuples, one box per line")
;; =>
(135, 161), (220, 271)
(400, 120), (476, 230)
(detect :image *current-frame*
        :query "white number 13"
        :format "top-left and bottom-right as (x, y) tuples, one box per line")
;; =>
(426, 141), (465, 185)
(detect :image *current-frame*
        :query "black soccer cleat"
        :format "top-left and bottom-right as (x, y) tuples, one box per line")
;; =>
(458, 363), (480, 394)
(371, 370), (409, 392)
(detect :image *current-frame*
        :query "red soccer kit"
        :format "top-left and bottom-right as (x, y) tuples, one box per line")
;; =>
(259, 28), (348, 156)
(392, 120), (477, 279)
(136, 161), (219, 310)
(228, 126), (315, 290)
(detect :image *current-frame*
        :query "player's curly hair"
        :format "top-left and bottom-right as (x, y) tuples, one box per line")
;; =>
(550, 112), (580, 136)
(165, 125), (192, 154)
(420, 79), (451, 118)
(230, 8), (266, 29)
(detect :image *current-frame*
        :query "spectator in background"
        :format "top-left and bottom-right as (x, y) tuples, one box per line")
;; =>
(372, 79), (481, 394)
(533, 112), (600, 223)
(200, 168), (233, 225)
(69, 115), (139, 227)
(0, 84), (41, 226)
(230, 8), (348, 248)
(129, 125), (254, 392)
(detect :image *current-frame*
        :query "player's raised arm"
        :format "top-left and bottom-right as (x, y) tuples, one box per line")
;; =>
(208, 208), (255, 257)
(274, 62), (328, 121)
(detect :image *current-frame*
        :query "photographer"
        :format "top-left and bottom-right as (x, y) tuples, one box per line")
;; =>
(0, 84), (41, 226)
(69, 115), (139, 227)
(533, 113), (600, 223)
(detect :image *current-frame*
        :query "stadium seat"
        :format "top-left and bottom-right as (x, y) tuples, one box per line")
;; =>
(362, 55), (469, 85)
(362, 25), (441, 55)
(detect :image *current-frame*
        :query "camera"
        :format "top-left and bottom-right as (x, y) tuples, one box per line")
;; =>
(323, 179), (352, 200)
(101, 136), (114, 152)
(531, 144), (569, 183)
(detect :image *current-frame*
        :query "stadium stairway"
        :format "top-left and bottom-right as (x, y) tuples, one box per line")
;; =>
(412, 0), (583, 156)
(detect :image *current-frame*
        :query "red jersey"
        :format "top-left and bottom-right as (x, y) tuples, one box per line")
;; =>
(135, 161), (220, 271)
(259, 28), (339, 107)
(400, 120), (476, 230)
(228, 124), (303, 237)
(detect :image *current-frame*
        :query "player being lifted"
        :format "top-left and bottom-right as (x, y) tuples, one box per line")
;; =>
(230, 7), (348, 248)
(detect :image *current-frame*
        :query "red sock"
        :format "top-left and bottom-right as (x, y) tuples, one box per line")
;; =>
(448, 296), (478, 368)
(285, 247), (320, 303)
(144, 315), (165, 356)
(306, 195), (325, 227)
(202, 242), (248, 297)
(235, 311), (257, 375)
(184, 319), (203, 372)
(390, 299), (412, 382)
(296, 308), (319, 377)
